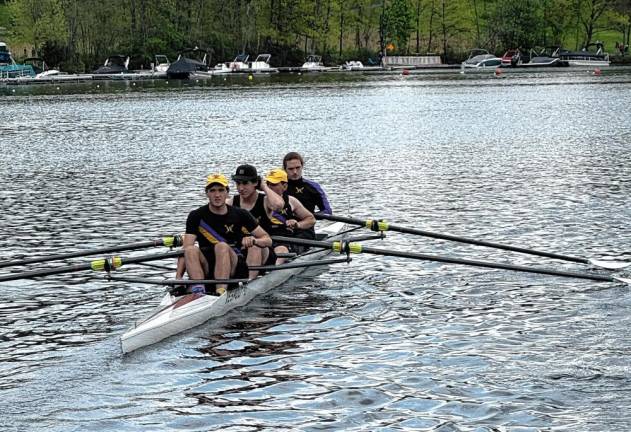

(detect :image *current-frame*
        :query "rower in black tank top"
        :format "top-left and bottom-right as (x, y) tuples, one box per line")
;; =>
(232, 193), (272, 233)
(268, 193), (296, 237)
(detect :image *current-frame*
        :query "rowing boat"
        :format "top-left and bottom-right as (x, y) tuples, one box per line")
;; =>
(120, 222), (346, 353)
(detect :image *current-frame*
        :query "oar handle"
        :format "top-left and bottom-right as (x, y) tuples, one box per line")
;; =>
(316, 213), (589, 264)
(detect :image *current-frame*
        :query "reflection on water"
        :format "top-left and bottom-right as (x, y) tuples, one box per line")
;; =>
(1, 71), (631, 431)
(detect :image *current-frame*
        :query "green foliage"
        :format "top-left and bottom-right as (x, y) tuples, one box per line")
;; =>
(2, 0), (628, 67)
(381, 0), (414, 53)
(487, 0), (546, 49)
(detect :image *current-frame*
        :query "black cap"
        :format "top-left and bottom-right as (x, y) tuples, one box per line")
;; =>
(232, 164), (258, 182)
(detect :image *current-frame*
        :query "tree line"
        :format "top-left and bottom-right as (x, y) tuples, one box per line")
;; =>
(1, 0), (630, 72)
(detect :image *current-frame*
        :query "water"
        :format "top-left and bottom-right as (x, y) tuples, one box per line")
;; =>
(1, 69), (631, 431)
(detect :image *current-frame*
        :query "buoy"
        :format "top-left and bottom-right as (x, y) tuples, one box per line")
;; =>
(402, 69), (410, 75)
(594, 68), (601, 76)
(495, 68), (502, 76)
(248, 74), (253, 80)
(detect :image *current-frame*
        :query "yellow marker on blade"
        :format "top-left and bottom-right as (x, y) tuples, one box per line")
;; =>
(365, 219), (389, 231)
(110, 256), (123, 270)
(91, 259), (106, 271)
(348, 243), (362, 254)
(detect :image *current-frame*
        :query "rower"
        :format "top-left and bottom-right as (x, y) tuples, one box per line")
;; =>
(264, 168), (316, 263)
(282, 152), (332, 239)
(181, 173), (272, 295)
(226, 164), (278, 278)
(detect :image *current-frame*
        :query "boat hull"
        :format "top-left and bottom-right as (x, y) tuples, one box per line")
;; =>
(120, 222), (345, 353)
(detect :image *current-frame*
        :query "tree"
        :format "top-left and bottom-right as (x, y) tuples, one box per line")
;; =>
(574, 0), (615, 48)
(8, 0), (67, 53)
(381, 0), (413, 54)
(486, 0), (546, 49)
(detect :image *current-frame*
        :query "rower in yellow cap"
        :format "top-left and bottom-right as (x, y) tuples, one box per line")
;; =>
(263, 168), (316, 264)
(178, 173), (272, 295)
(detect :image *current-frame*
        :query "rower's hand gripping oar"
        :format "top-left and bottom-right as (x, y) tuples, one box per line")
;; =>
(0, 250), (184, 282)
(271, 235), (631, 285)
(0, 235), (183, 269)
(316, 213), (629, 270)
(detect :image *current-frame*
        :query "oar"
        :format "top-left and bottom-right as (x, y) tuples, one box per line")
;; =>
(271, 235), (631, 285)
(0, 250), (184, 282)
(0, 235), (183, 269)
(316, 213), (629, 270)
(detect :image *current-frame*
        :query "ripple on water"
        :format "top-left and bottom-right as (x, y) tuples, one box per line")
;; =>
(2, 74), (631, 431)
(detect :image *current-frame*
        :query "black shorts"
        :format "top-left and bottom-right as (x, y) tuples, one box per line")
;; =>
(201, 247), (249, 279)
(272, 241), (297, 254)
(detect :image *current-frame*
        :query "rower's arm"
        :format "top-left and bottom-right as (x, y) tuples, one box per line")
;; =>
(182, 233), (197, 247)
(290, 196), (316, 229)
(251, 226), (272, 248)
(261, 181), (284, 211)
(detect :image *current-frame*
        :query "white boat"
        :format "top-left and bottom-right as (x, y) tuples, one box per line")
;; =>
(461, 49), (502, 69)
(121, 222), (346, 353)
(301, 54), (328, 72)
(248, 54), (278, 73)
(558, 43), (610, 67)
(213, 53), (250, 74)
(342, 60), (364, 70)
(153, 55), (170, 73)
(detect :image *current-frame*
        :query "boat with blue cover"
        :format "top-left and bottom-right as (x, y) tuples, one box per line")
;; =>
(0, 42), (35, 78)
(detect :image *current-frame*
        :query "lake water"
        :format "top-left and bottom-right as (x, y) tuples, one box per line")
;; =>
(1, 68), (631, 431)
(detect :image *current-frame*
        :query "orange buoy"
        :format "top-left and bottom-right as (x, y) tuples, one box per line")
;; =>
(402, 69), (410, 75)
(594, 68), (602, 76)
(495, 68), (502, 76)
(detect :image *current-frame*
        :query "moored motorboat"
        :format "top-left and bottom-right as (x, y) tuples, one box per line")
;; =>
(93, 55), (130, 74)
(0, 42), (35, 78)
(461, 49), (502, 69)
(166, 47), (211, 79)
(523, 47), (566, 67)
(502, 47), (568, 68)
(500, 49), (521, 67)
(248, 54), (278, 74)
(558, 43), (610, 67)
(153, 55), (170, 73)
(120, 221), (347, 353)
(301, 54), (328, 72)
(213, 53), (250, 74)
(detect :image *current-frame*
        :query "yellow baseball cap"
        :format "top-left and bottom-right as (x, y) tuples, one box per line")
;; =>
(265, 168), (288, 184)
(206, 173), (229, 188)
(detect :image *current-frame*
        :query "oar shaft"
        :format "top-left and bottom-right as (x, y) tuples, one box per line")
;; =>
(360, 246), (612, 283)
(0, 250), (183, 282)
(250, 257), (351, 272)
(271, 235), (614, 283)
(0, 236), (182, 269)
(316, 213), (589, 264)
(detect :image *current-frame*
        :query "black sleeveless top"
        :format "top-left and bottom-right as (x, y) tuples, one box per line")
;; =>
(267, 193), (296, 237)
(233, 193), (272, 233)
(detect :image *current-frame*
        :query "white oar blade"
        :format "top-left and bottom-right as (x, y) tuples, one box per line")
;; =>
(589, 259), (630, 270)
(613, 276), (631, 285)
